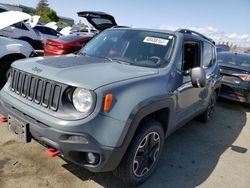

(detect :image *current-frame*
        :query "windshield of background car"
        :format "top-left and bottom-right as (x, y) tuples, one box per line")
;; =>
(218, 53), (250, 68)
(80, 29), (175, 67)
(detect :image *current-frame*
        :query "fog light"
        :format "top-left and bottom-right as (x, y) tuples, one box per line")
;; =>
(68, 135), (88, 144)
(86, 152), (99, 165)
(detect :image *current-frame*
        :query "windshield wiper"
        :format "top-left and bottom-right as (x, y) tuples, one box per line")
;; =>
(78, 53), (131, 65)
(109, 58), (132, 65)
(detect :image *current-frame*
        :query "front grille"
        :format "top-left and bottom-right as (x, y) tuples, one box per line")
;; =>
(9, 69), (62, 111)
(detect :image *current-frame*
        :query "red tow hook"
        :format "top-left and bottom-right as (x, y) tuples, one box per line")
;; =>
(0, 117), (8, 123)
(46, 148), (60, 157)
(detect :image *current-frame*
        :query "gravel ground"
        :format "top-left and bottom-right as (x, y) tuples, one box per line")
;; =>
(0, 99), (249, 188)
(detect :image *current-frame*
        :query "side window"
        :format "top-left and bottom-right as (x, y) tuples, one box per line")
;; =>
(203, 42), (214, 68)
(47, 28), (58, 36)
(182, 41), (201, 72)
(13, 22), (29, 31)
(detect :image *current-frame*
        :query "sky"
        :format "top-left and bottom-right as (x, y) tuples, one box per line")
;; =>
(1, 0), (250, 46)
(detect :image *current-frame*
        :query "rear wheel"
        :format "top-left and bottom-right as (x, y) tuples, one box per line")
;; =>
(199, 92), (217, 122)
(113, 120), (164, 186)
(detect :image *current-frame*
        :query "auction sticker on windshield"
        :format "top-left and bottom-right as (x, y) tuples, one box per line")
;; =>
(143, 37), (169, 46)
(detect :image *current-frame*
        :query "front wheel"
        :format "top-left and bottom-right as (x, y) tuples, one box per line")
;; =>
(113, 120), (164, 186)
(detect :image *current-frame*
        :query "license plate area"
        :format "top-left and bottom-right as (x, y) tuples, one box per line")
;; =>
(8, 116), (31, 143)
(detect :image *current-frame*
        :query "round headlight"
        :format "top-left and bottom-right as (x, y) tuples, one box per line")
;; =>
(72, 88), (94, 113)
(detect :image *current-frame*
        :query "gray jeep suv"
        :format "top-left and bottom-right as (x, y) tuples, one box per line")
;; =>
(0, 12), (220, 186)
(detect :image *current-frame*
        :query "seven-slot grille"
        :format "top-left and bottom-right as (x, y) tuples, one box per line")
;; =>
(9, 68), (62, 111)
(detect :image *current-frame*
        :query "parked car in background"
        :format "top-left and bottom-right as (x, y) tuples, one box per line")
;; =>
(34, 25), (62, 44)
(44, 11), (119, 56)
(216, 44), (230, 53)
(70, 26), (97, 35)
(44, 33), (92, 56)
(0, 11), (42, 49)
(0, 36), (36, 89)
(218, 51), (250, 104)
(0, 4), (9, 13)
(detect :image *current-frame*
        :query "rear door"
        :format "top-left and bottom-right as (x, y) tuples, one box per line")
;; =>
(77, 11), (117, 31)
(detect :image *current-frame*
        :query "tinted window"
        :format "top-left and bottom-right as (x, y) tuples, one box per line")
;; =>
(34, 26), (44, 33)
(13, 22), (29, 31)
(92, 18), (113, 25)
(218, 53), (250, 68)
(80, 29), (175, 68)
(35, 26), (59, 36)
(203, 42), (214, 68)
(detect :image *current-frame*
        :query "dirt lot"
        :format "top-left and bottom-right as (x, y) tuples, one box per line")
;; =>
(0, 99), (249, 188)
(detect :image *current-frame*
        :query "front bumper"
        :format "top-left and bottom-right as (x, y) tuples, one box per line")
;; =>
(0, 94), (127, 172)
(219, 82), (250, 104)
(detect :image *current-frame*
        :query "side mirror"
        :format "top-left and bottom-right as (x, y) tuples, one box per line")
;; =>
(190, 67), (206, 88)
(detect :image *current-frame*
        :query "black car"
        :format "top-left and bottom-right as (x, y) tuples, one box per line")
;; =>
(218, 51), (250, 104)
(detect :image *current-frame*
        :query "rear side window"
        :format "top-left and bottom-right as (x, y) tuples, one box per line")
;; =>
(13, 22), (29, 31)
(203, 42), (215, 68)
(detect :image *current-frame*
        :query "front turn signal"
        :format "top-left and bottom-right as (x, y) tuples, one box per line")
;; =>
(104, 93), (113, 112)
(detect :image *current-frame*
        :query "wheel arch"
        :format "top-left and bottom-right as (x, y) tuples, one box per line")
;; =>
(112, 96), (175, 169)
(0, 53), (26, 65)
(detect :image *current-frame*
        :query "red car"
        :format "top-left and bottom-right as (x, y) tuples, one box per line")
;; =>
(44, 34), (92, 56)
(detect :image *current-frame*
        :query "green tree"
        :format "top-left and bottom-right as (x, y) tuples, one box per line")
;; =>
(44, 8), (59, 22)
(35, 0), (49, 17)
(35, 0), (59, 23)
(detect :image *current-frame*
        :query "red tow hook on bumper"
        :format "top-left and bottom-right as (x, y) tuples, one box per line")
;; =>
(47, 148), (60, 157)
(0, 117), (8, 123)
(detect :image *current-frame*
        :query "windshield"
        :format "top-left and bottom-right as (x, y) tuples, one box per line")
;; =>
(79, 29), (175, 67)
(218, 53), (250, 68)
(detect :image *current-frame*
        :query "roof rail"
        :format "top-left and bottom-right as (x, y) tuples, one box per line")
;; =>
(177, 29), (215, 44)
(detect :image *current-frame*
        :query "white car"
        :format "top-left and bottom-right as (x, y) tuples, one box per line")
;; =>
(0, 11), (42, 49)
(0, 36), (36, 89)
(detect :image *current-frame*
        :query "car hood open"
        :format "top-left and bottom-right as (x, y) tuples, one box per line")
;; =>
(12, 54), (159, 90)
(0, 11), (31, 30)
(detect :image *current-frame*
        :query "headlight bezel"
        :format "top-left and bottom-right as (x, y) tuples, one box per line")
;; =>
(72, 88), (95, 113)
(62, 86), (97, 118)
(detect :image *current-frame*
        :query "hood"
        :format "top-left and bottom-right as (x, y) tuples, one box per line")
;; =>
(0, 11), (31, 30)
(12, 55), (158, 90)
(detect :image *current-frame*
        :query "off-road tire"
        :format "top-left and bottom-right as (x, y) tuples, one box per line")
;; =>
(113, 120), (164, 186)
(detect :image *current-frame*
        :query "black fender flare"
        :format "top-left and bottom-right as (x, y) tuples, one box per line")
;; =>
(110, 95), (175, 169)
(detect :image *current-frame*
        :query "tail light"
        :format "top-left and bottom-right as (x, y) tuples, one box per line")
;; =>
(233, 73), (250, 81)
